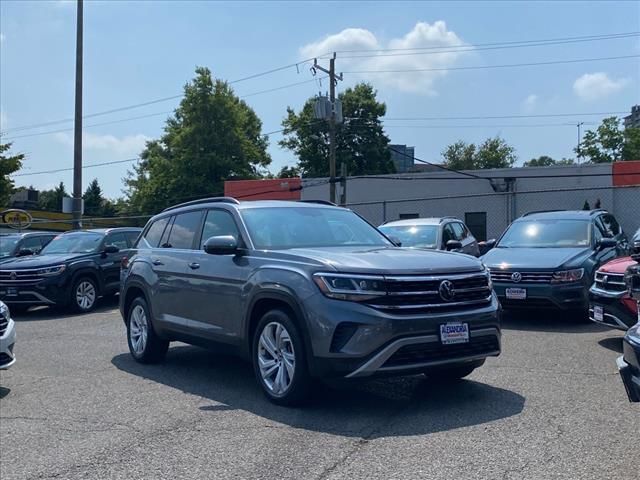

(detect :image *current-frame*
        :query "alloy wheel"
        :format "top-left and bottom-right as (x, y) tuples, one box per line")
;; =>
(258, 321), (295, 395)
(129, 305), (148, 355)
(76, 281), (96, 310)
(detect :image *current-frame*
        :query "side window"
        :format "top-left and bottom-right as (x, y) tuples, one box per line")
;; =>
(595, 217), (613, 238)
(22, 236), (44, 253)
(601, 215), (620, 237)
(593, 222), (603, 243)
(142, 217), (169, 248)
(452, 223), (466, 241)
(105, 233), (128, 250)
(166, 211), (203, 250)
(125, 231), (140, 247)
(442, 224), (455, 246)
(40, 236), (55, 249)
(200, 210), (240, 248)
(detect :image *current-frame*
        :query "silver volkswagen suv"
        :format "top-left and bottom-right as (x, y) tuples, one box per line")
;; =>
(120, 198), (501, 405)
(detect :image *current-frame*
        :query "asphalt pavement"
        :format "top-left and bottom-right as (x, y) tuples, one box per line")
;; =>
(0, 298), (638, 480)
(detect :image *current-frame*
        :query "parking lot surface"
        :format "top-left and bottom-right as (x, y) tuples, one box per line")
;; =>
(1, 298), (638, 480)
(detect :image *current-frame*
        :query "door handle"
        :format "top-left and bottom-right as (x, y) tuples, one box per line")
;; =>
(152, 259), (163, 266)
(188, 262), (200, 270)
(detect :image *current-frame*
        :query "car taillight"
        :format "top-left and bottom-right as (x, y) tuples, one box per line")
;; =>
(121, 256), (129, 269)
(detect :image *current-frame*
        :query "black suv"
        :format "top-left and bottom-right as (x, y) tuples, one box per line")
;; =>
(0, 228), (141, 313)
(120, 198), (501, 405)
(0, 232), (57, 262)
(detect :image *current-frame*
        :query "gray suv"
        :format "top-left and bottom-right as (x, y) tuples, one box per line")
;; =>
(120, 198), (501, 405)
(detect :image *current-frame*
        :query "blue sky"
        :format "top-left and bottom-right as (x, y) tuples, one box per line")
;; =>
(1, 0), (639, 198)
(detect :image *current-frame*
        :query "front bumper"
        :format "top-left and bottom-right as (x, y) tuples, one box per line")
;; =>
(0, 276), (71, 307)
(588, 287), (637, 330)
(0, 317), (16, 370)
(301, 292), (501, 378)
(493, 282), (588, 311)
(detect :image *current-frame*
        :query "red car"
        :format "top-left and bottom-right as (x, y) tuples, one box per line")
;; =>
(590, 256), (639, 330)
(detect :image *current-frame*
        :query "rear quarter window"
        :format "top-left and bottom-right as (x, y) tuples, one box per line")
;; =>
(141, 217), (170, 248)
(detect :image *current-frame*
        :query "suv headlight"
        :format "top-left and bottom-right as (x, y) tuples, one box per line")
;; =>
(0, 302), (9, 319)
(551, 268), (584, 283)
(313, 273), (386, 301)
(37, 265), (66, 276)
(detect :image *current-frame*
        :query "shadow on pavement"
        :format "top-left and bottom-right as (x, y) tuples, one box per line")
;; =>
(112, 345), (525, 438)
(0, 386), (10, 399)
(598, 336), (624, 354)
(502, 310), (608, 334)
(9, 296), (120, 322)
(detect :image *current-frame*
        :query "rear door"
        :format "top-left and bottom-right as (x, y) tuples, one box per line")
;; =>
(101, 232), (129, 291)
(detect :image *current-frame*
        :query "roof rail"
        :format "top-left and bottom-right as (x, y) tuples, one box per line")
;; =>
(298, 200), (338, 206)
(439, 216), (459, 223)
(162, 197), (240, 212)
(521, 209), (564, 217)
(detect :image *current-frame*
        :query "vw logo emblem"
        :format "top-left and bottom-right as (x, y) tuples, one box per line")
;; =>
(439, 280), (455, 302)
(511, 272), (522, 283)
(10, 271), (17, 281)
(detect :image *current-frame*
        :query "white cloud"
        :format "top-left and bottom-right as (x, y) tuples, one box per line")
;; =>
(522, 94), (538, 112)
(301, 21), (468, 94)
(54, 132), (150, 157)
(573, 72), (630, 101)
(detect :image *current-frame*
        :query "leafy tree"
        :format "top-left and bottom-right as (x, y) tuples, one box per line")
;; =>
(277, 165), (301, 178)
(83, 178), (105, 216)
(280, 83), (394, 177)
(125, 67), (271, 214)
(0, 142), (25, 207)
(575, 117), (640, 163)
(442, 136), (516, 170)
(524, 155), (575, 167)
(38, 182), (67, 212)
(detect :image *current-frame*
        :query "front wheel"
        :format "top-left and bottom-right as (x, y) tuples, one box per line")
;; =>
(252, 309), (311, 406)
(126, 297), (168, 364)
(71, 277), (98, 312)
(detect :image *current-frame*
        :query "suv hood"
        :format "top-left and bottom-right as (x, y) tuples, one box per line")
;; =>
(279, 246), (483, 275)
(482, 247), (590, 270)
(0, 253), (92, 269)
(598, 256), (637, 274)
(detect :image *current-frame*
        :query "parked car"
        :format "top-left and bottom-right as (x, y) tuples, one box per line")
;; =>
(121, 198), (501, 405)
(617, 261), (640, 402)
(378, 217), (480, 256)
(589, 227), (640, 330)
(0, 301), (16, 370)
(482, 210), (628, 313)
(0, 228), (141, 313)
(0, 231), (57, 262)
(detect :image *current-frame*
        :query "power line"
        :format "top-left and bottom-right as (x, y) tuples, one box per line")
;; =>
(384, 111), (628, 121)
(12, 158), (140, 177)
(388, 146), (486, 181)
(344, 54), (639, 74)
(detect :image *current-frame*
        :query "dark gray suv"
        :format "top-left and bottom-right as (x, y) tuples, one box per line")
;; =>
(120, 198), (501, 405)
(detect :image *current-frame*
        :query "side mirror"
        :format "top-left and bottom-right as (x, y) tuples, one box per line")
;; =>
(104, 245), (120, 254)
(388, 236), (402, 247)
(16, 248), (35, 257)
(204, 235), (238, 255)
(445, 240), (463, 252)
(597, 238), (617, 251)
(625, 264), (640, 301)
(478, 239), (496, 255)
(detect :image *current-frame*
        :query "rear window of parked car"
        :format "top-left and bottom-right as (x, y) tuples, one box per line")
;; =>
(142, 217), (170, 248)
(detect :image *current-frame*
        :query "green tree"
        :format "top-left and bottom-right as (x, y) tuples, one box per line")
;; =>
(83, 178), (105, 216)
(622, 127), (640, 161)
(575, 117), (640, 163)
(279, 83), (394, 177)
(524, 155), (575, 167)
(38, 182), (67, 212)
(442, 136), (516, 170)
(0, 142), (25, 207)
(277, 165), (301, 178)
(125, 67), (271, 214)
(441, 141), (476, 170)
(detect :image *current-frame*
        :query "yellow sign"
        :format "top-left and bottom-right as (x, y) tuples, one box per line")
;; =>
(1, 209), (33, 229)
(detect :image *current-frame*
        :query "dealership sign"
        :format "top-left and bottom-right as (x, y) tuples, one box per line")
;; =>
(1, 209), (33, 229)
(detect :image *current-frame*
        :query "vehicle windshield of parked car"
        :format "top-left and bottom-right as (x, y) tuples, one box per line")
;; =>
(0, 237), (19, 257)
(241, 207), (392, 249)
(379, 225), (438, 248)
(498, 220), (591, 248)
(41, 233), (103, 254)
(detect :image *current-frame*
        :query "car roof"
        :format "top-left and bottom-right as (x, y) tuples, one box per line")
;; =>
(0, 231), (55, 238)
(517, 210), (606, 221)
(61, 227), (142, 235)
(381, 217), (458, 227)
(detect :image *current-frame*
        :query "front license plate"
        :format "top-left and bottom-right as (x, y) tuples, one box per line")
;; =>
(7, 287), (18, 297)
(440, 323), (469, 345)
(594, 305), (604, 322)
(506, 288), (527, 300)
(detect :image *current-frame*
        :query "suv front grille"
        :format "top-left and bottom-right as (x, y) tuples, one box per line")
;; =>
(594, 270), (627, 293)
(383, 336), (500, 368)
(489, 270), (553, 284)
(367, 273), (492, 313)
(0, 268), (44, 284)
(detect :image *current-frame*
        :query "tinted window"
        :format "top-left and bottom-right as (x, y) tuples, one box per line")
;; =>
(600, 215), (620, 237)
(22, 236), (45, 253)
(201, 210), (240, 247)
(40, 235), (55, 248)
(166, 211), (203, 249)
(241, 207), (390, 250)
(379, 224), (438, 248)
(442, 224), (456, 245)
(125, 231), (140, 247)
(498, 220), (590, 248)
(105, 233), (128, 250)
(452, 223), (466, 241)
(142, 217), (169, 248)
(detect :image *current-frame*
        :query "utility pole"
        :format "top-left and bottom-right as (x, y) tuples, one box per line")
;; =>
(339, 162), (347, 206)
(576, 121), (584, 165)
(72, 0), (84, 229)
(313, 54), (342, 204)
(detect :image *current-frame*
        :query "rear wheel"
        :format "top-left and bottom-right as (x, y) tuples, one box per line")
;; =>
(423, 359), (485, 382)
(126, 297), (168, 364)
(252, 309), (311, 406)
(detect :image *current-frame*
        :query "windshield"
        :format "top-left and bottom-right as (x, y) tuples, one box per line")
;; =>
(41, 233), (103, 254)
(0, 237), (20, 257)
(498, 220), (591, 248)
(379, 225), (438, 248)
(241, 207), (391, 250)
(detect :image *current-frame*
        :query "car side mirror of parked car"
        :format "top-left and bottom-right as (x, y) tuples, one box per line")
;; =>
(445, 240), (463, 252)
(478, 239), (496, 255)
(624, 264), (640, 301)
(387, 236), (402, 247)
(16, 248), (35, 257)
(104, 245), (120, 254)
(597, 238), (617, 250)
(204, 235), (238, 255)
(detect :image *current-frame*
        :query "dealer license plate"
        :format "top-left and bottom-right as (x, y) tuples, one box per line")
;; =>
(506, 288), (527, 300)
(440, 323), (469, 345)
(594, 305), (604, 322)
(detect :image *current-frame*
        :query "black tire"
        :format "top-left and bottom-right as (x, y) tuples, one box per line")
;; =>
(126, 297), (169, 364)
(424, 359), (485, 382)
(70, 276), (99, 313)
(252, 309), (311, 406)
